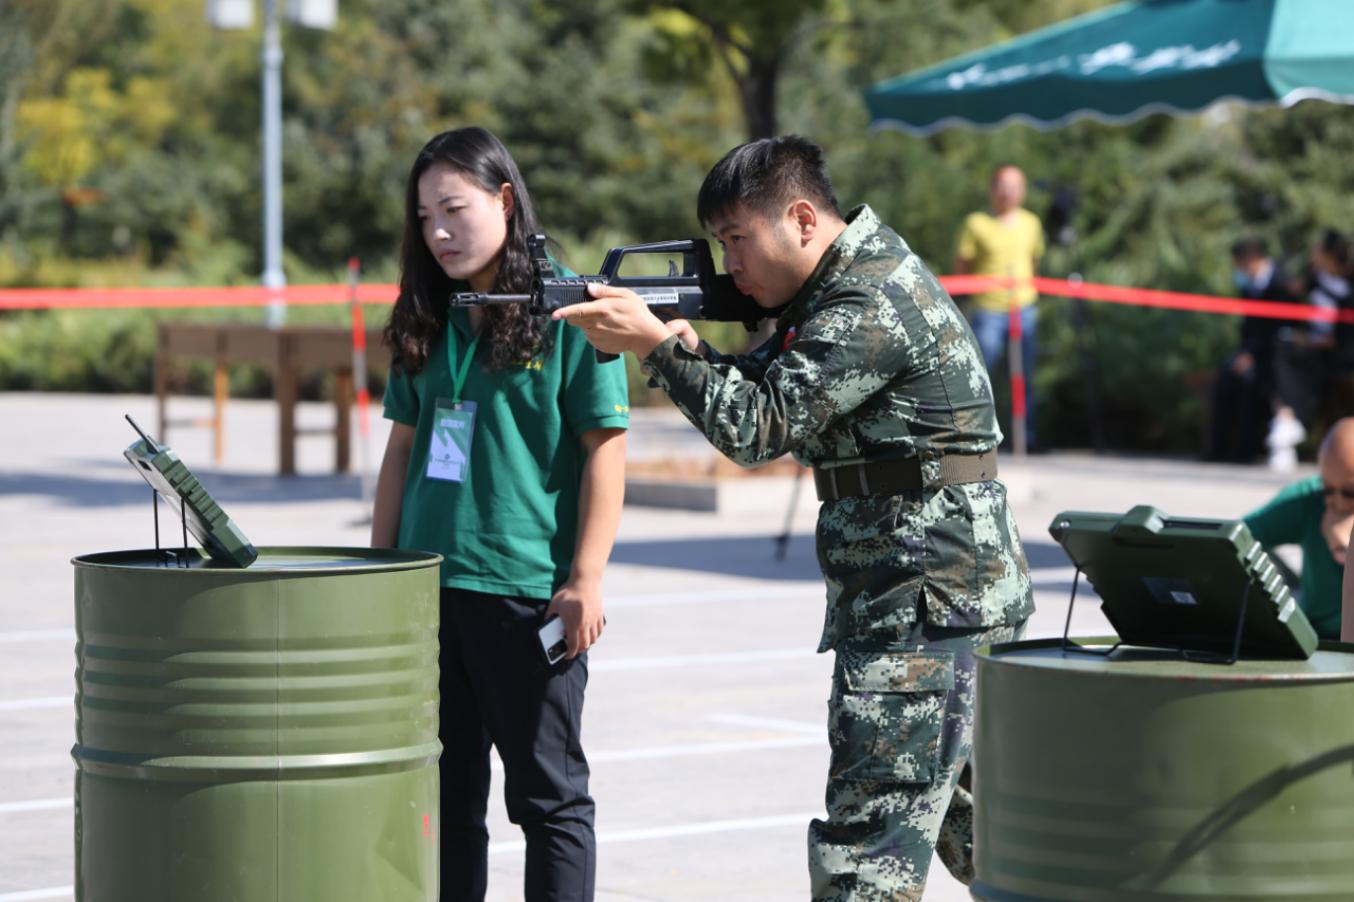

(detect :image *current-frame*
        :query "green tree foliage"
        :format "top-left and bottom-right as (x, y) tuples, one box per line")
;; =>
(623, 0), (832, 140)
(5, 0), (1354, 454)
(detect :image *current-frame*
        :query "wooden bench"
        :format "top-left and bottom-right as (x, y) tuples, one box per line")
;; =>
(154, 322), (389, 475)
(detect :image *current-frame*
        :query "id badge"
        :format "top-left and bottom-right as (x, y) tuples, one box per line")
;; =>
(426, 398), (476, 483)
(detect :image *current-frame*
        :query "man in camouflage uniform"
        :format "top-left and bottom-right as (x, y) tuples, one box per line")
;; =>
(556, 135), (1034, 900)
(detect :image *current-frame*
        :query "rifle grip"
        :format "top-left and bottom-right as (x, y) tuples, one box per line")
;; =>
(595, 349), (619, 364)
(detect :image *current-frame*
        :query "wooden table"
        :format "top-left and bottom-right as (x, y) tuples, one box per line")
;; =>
(154, 323), (389, 475)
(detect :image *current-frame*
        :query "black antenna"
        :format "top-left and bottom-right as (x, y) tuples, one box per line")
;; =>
(125, 414), (160, 452)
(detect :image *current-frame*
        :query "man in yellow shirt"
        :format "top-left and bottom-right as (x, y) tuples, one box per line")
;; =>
(955, 164), (1046, 448)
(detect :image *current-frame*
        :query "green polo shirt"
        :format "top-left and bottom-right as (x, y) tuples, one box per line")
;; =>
(383, 309), (629, 599)
(1244, 476), (1341, 639)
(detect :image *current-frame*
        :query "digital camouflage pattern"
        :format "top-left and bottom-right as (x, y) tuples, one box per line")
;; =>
(642, 204), (1034, 652)
(809, 621), (1025, 901)
(641, 204), (1034, 900)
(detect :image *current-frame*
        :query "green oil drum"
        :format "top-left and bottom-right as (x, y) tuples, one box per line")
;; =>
(972, 638), (1354, 902)
(70, 547), (442, 902)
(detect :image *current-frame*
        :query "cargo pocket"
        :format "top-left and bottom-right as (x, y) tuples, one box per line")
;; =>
(828, 649), (955, 784)
(922, 491), (982, 621)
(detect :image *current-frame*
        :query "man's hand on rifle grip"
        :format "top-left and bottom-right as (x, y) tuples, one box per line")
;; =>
(551, 283), (671, 358)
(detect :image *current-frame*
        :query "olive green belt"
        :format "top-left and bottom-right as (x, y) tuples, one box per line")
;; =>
(813, 451), (998, 502)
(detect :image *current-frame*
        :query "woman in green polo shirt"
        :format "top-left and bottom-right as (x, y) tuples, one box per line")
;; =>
(371, 126), (628, 901)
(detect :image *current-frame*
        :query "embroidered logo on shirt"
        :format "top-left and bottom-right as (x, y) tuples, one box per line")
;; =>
(614, 403), (630, 414)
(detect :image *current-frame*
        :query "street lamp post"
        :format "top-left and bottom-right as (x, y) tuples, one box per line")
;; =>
(261, 0), (285, 326)
(207, 0), (335, 327)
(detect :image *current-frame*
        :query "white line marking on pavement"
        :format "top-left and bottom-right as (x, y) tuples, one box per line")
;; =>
(489, 812), (819, 854)
(589, 736), (820, 763)
(607, 585), (821, 609)
(0, 629), (73, 644)
(591, 647), (811, 672)
(486, 736), (822, 774)
(0, 888), (73, 902)
(1030, 566), (1080, 584)
(0, 798), (70, 815)
(0, 697), (67, 713)
(706, 713), (822, 735)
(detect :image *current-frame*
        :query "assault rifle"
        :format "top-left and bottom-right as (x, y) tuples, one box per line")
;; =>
(450, 234), (771, 361)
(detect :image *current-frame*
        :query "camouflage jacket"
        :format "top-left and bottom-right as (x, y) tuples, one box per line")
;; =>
(641, 205), (1034, 651)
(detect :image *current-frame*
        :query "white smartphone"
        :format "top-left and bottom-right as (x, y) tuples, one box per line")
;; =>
(538, 615), (568, 665)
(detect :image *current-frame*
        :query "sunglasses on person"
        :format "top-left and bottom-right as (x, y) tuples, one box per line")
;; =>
(1322, 485), (1354, 501)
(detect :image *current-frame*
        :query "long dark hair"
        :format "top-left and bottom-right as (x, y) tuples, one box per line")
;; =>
(385, 127), (550, 373)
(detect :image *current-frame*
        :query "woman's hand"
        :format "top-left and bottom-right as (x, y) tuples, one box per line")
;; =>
(545, 576), (605, 659)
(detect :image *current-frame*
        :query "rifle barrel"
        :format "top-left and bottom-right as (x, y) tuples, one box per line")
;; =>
(449, 293), (533, 306)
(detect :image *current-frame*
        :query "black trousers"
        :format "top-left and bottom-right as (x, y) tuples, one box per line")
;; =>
(438, 587), (595, 902)
(1273, 337), (1332, 425)
(1208, 350), (1271, 462)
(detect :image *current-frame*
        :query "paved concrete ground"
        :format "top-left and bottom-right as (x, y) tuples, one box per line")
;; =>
(0, 392), (1314, 901)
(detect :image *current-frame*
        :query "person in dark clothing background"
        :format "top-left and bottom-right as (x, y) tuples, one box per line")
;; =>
(1266, 229), (1353, 471)
(1207, 237), (1302, 463)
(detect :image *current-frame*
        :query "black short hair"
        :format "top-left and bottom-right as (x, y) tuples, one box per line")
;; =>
(697, 135), (842, 228)
(1319, 228), (1351, 269)
(1230, 237), (1268, 261)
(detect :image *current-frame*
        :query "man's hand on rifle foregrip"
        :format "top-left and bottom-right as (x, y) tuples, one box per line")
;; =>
(664, 319), (702, 353)
(552, 283), (673, 358)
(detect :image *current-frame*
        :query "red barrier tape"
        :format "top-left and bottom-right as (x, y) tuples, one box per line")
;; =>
(939, 275), (1354, 325)
(0, 283), (399, 310)
(1, 274), (1350, 323)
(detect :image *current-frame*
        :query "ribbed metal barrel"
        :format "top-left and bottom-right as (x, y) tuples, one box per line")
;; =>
(70, 547), (442, 902)
(972, 637), (1354, 902)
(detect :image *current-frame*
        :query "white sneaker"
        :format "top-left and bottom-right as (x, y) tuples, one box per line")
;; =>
(1268, 445), (1298, 472)
(1267, 414), (1306, 448)
(1266, 414), (1305, 472)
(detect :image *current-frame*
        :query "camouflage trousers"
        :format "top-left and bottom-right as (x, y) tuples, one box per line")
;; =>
(807, 619), (1027, 901)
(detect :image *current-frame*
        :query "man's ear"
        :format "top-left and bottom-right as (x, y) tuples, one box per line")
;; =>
(789, 199), (818, 246)
(500, 183), (515, 221)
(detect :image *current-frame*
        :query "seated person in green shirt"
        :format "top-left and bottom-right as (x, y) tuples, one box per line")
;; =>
(370, 126), (629, 901)
(1245, 417), (1354, 639)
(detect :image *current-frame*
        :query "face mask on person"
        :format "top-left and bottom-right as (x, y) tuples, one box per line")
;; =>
(1232, 268), (1251, 291)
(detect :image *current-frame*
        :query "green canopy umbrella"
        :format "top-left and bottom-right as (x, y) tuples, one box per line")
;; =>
(865, 0), (1354, 134)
